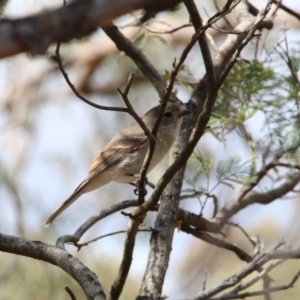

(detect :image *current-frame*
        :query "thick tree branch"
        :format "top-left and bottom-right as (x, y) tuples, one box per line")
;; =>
(215, 171), (300, 227)
(138, 1), (274, 298)
(271, 0), (300, 21)
(178, 208), (220, 233)
(137, 5), (228, 298)
(181, 225), (252, 262)
(0, 0), (182, 59)
(0, 233), (105, 300)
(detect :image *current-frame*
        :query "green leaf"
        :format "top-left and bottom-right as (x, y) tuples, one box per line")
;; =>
(216, 157), (251, 186)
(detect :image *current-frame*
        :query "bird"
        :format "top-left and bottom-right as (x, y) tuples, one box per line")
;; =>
(43, 102), (190, 227)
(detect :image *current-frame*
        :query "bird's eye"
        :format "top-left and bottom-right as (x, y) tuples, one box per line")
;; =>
(164, 112), (172, 118)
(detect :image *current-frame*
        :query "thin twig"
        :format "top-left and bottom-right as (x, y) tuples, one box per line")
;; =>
(77, 229), (151, 249)
(133, 13), (218, 202)
(65, 287), (77, 300)
(118, 74), (155, 143)
(217, 0), (273, 89)
(213, 0), (234, 29)
(137, 23), (192, 34)
(205, 193), (219, 218)
(104, 25), (167, 98)
(215, 172), (300, 228)
(55, 42), (128, 112)
(109, 212), (146, 300)
(235, 157), (281, 204)
(192, 249), (300, 300)
(56, 200), (139, 249)
(181, 225), (253, 263)
(213, 270), (300, 299)
(226, 222), (256, 247)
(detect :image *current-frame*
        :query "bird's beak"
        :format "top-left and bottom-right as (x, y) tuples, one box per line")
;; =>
(179, 110), (191, 118)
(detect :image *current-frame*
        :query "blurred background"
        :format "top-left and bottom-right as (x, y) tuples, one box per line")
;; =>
(0, 0), (300, 299)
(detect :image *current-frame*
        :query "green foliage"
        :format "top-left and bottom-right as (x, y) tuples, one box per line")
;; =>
(259, 43), (300, 160)
(211, 42), (300, 163)
(182, 40), (300, 214)
(212, 59), (276, 129)
(216, 156), (251, 189)
(184, 153), (252, 199)
(182, 151), (212, 198)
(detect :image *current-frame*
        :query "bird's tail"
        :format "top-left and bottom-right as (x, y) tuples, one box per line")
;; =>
(43, 167), (110, 227)
(43, 192), (81, 228)
(43, 178), (91, 228)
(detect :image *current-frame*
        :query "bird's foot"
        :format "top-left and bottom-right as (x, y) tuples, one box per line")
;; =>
(128, 176), (148, 198)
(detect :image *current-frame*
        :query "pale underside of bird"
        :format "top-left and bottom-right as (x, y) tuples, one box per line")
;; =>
(43, 102), (190, 227)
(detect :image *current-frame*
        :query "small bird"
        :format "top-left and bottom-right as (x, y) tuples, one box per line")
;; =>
(43, 102), (190, 227)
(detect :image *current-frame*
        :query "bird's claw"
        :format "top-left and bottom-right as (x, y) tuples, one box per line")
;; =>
(134, 187), (147, 196)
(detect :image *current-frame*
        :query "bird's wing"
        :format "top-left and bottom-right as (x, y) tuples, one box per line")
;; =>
(88, 133), (148, 175)
(43, 124), (150, 227)
(43, 136), (148, 227)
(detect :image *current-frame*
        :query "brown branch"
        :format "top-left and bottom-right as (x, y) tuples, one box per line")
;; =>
(223, 270), (300, 299)
(192, 249), (300, 300)
(271, 0), (300, 21)
(111, 25), (210, 297)
(217, 0), (273, 89)
(118, 74), (155, 143)
(55, 41), (128, 112)
(273, 162), (300, 171)
(118, 74), (161, 201)
(226, 222), (256, 247)
(0, 0), (182, 59)
(213, 0), (234, 29)
(0, 233), (106, 300)
(213, 0), (272, 78)
(215, 172), (300, 227)
(178, 208), (221, 233)
(104, 0), (237, 100)
(65, 287), (77, 300)
(56, 199), (139, 248)
(223, 259), (285, 297)
(149, 203), (222, 234)
(181, 225), (253, 263)
(234, 156), (282, 204)
(204, 193), (219, 218)
(183, 0), (216, 85)
(138, 23), (192, 34)
(131, 24), (217, 218)
(209, 261), (299, 299)
(77, 229), (151, 249)
(138, 1), (274, 297)
(181, 224), (274, 299)
(109, 212), (146, 300)
(210, 269), (299, 300)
